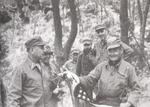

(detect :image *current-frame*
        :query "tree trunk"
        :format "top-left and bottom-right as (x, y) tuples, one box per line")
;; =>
(52, 0), (77, 66)
(51, 0), (63, 56)
(137, 0), (150, 52)
(137, 0), (150, 69)
(120, 0), (129, 44)
(140, 0), (150, 68)
(141, 0), (150, 46)
(51, 0), (64, 67)
(63, 0), (78, 61)
(137, 0), (143, 26)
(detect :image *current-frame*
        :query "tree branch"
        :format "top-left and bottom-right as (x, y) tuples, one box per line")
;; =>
(63, 0), (78, 60)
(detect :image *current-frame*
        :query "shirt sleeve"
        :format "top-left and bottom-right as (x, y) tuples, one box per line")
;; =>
(76, 55), (82, 76)
(7, 67), (24, 107)
(127, 66), (141, 107)
(79, 64), (102, 90)
(121, 42), (134, 61)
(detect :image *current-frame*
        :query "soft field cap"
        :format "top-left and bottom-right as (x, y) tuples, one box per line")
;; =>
(25, 36), (45, 51)
(81, 37), (92, 44)
(107, 36), (121, 50)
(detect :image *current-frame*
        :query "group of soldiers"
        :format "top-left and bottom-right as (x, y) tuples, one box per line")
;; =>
(0, 24), (141, 107)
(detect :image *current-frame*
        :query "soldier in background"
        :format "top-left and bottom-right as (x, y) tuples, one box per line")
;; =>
(64, 49), (80, 74)
(76, 37), (96, 77)
(63, 49), (80, 107)
(93, 24), (134, 64)
(93, 24), (108, 64)
(76, 37), (96, 107)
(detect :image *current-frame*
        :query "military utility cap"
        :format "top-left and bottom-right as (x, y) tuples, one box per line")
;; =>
(81, 37), (92, 45)
(107, 36), (121, 50)
(25, 36), (46, 51)
(95, 24), (106, 33)
(71, 49), (80, 54)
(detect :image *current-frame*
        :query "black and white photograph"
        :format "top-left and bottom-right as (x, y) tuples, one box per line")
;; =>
(0, 0), (150, 107)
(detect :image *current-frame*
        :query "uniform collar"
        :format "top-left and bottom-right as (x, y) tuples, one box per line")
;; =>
(31, 62), (41, 71)
(106, 59), (122, 70)
(27, 56), (42, 71)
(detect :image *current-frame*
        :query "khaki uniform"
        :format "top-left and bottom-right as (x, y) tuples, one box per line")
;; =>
(7, 57), (59, 107)
(80, 59), (140, 107)
(93, 39), (108, 64)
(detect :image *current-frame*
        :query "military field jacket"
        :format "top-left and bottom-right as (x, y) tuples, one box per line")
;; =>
(80, 59), (140, 107)
(7, 57), (58, 107)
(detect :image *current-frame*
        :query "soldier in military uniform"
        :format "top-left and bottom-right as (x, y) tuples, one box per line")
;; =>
(64, 49), (80, 74)
(93, 24), (134, 64)
(63, 36), (141, 107)
(76, 37), (97, 107)
(7, 37), (60, 107)
(76, 37), (96, 77)
(62, 49), (80, 107)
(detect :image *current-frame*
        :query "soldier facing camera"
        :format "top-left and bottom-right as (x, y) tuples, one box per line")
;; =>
(63, 36), (141, 107)
(94, 24), (134, 64)
(75, 37), (97, 107)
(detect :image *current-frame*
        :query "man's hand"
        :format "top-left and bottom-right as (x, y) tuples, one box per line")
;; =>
(58, 71), (80, 84)
(58, 71), (80, 92)
(120, 102), (132, 107)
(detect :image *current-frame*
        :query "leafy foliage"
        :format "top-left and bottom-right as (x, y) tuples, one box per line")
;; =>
(0, 0), (150, 106)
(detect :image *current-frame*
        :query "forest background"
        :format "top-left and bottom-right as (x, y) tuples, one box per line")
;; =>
(0, 0), (150, 106)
